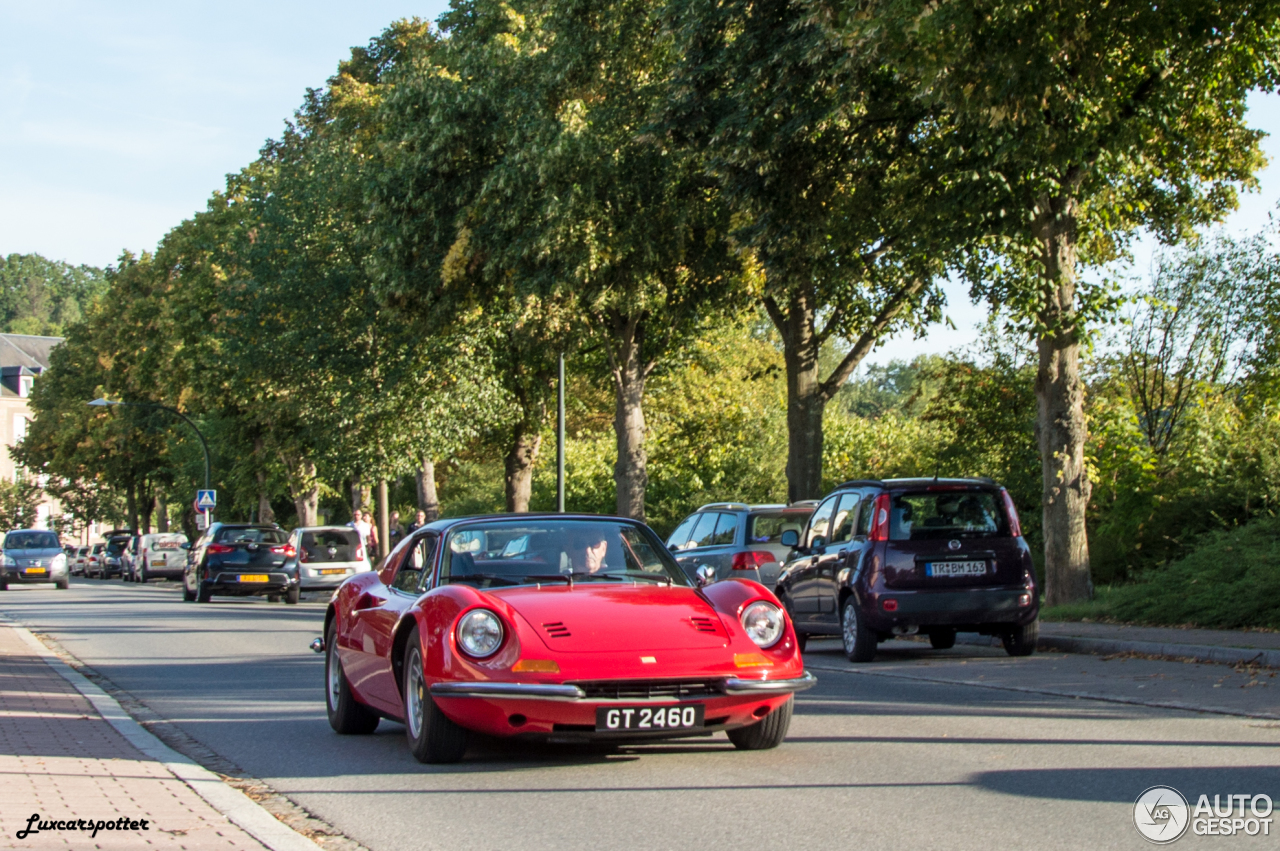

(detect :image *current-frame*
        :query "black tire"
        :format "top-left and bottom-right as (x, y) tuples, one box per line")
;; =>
(727, 696), (794, 750)
(138, 568), (147, 584)
(325, 620), (379, 735)
(930, 628), (957, 650)
(403, 626), (467, 763)
(196, 583), (212, 603)
(285, 585), (300, 605)
(0, 581), (7, 591)
(840, 598), (877, 663)
(1002, 618), (1039, 657)
(267, 594), (281, 603)
(56, 578), (69, 590)
(182, 581), (196, 602)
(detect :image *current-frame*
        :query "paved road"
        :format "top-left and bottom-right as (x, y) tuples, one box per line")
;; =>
(3, 579), (1279, 850)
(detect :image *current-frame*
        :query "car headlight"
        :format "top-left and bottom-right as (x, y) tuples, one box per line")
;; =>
(52, 554), (66, 570)
(1, 555), (15, 567)
(456, 609), (504, 658)
(741, 600), (784, 648)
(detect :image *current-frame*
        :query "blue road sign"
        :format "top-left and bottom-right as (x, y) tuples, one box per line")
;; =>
(196, 489), (217, 510)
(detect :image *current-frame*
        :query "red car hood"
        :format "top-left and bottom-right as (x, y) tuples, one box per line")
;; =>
(488, 583), (732, 651)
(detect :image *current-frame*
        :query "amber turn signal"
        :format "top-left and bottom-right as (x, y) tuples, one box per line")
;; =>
(733, 653), (774, 668)
(512, 659), (560, 673)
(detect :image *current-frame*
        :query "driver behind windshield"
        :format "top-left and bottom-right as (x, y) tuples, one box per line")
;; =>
(567, 528), (609, 574)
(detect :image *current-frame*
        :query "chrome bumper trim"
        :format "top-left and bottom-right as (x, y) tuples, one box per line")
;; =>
(430, 682), (587, 701)
(722, 671), (818, 695)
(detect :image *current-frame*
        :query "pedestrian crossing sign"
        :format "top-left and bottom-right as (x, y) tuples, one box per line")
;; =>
(196, 490), (216, 510)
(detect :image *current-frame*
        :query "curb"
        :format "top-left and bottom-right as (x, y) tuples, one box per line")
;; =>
(949, 630), (1280, 668)
(1, 616), (324, 851)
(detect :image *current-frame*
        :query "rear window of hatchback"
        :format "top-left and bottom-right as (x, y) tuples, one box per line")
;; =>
(889, 491), (1010, 541)
(214, 527), (287, 544)
(748, 511), (811, 543)
(300, 530), (361, 562)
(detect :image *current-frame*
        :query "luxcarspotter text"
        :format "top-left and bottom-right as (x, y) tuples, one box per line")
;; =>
(15, 813), (150, 840)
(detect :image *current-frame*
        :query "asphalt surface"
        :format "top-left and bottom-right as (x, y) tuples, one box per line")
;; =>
(3, 578), (1279, 850)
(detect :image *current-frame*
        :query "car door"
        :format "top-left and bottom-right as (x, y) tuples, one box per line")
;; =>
(673, 512), (720, 582)
(810, 492), (862, 626)
(345, 534), (437, 715)
(784, 495), (839, 625)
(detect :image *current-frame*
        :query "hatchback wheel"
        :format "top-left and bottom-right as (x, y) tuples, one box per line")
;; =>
(727, 696), (793, 750)
(285, 586), (300, 605)
(929, 628), (957, 650)
(403, 626), (467, 764)
(196, 584), (212, 603)
(326, 620), (379, 734)
(841, 598), (877, 663)
(55, 578), (69, 590)
(1002, 618), (1039, 657)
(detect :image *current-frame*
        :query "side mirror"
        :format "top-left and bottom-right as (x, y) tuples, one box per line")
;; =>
(179, 543), (191, 550)
(780, 530), (799, 548)
(695, 564), (716, 587)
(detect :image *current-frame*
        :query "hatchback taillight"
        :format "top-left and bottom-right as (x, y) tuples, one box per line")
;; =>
(206, 544), (234, 554)
(1000, 488), (1022, 537)
(731, 551), (777, 570)
(271, 544), (296, 558)
(868, 493), (891, 542)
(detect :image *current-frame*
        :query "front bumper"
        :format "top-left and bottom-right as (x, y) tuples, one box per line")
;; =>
(4, 568), (67, 584)
(429, 672), (816, 701)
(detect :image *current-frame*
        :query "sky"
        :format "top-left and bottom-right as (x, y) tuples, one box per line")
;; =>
(2, 1), (1277, 367)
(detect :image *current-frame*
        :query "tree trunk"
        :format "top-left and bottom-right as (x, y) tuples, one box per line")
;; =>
(254, 437), (275, 524)
(1033, 194), (1093, 606)
(416, 458), (440, 521)
(609, 313), (648, 520)
(504, 423), (542, 513)
(155, 493), (169, 532)
(180, 503), (197, 544)
(282, 454), (319, 527)
(770, 291), (825, 502)
(126, 481), (139, 533)
(139, 482), (154, 533)
(377, 479), (390, 558)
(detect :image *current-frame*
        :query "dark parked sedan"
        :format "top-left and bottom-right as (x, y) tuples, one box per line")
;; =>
(182, 523), (295, 603)
(775, 478), (1039, 661)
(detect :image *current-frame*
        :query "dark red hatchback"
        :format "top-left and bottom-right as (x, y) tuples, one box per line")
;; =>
(774, 478), (1038, 662)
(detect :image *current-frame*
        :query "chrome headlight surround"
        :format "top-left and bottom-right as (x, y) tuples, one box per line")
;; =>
(456, 609), (504, 658)
(741, 600), (785, 648)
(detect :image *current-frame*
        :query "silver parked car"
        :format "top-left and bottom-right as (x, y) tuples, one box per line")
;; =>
(665, 502), (817, 589)
(282, 526), (371, 594)
(130, 532), (189, 582)
(1, 529), (70, 590)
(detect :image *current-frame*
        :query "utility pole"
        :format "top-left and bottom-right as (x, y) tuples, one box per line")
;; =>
(557, 353), (566, 513)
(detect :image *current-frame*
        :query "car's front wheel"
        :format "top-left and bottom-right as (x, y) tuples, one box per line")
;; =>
(727, 696), (793, 750)
(1002, 619), (1039, 657)
(841, 598), (877, 663)
(285, 585), (300, 605)
(182, 579), (196, 602)
(403, 626), (467, 764)
(56, 578), (68, 590)
(196, 583), (212, 603)
(326, 620), (379, 735)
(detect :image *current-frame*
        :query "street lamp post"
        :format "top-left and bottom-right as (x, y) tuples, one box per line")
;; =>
(87, 398), (212, 492)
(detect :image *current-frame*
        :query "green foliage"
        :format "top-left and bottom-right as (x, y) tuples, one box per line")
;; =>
(0, 254), (106, 337)
(0, 478), (44, 531)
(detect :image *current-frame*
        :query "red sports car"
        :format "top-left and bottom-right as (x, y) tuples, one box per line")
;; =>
(315, 514), (815, 763)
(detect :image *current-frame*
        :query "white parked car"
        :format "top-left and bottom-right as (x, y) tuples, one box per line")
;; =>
(132, 532), (189, 582)
(282, 526), (371, 595)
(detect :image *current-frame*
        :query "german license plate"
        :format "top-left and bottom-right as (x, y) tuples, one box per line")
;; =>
(926, 561), (986, 577)
(237, 574), (269, 583)
(23, 567), (46, 575)
(318, 568), (346, 575)
(595, 705), (704, 732)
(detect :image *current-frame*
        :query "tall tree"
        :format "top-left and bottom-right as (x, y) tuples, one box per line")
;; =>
(828, 0), (1280, 603)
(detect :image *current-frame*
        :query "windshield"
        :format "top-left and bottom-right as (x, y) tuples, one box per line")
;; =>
(4, 531), (59, 550)
(890, 491), (1010, 540)
(441, 519), (690, 588)
(214, 527), (286, 544)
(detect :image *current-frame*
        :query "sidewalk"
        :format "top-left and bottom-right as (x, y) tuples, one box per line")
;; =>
(953, 619), (1280, 667)
(0, 623), (287, 850)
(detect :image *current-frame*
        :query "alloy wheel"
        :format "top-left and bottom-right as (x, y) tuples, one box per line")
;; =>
(406, 647), (424, 740)
(842, 603), (859, 655)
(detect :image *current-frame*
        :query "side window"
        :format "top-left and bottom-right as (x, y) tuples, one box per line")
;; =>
(666, 515), (698, 549)
(389, 538), (426, 594)
(828, 494), (861, 545)
(856, 496), (877, 537)
(805, 497), (839, 548)
(413, 535), (439, 590)
(711, 512), (740, 546)
(688, 513), (720, 549)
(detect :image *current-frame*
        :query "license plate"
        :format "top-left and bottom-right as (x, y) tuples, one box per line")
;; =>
(152, 559), (166, 566)
(23, 568), (46, 575)
(926, 561), (987, 577)
(595, 705), (705, 732)
(318, 568), (346, 575)
(237, 574), (270, 583)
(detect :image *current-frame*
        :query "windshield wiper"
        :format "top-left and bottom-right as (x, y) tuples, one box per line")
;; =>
(447, 573), (523, 586)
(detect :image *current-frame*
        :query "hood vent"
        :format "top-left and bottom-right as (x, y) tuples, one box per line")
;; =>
(690, 616), (722, 635)
(542, 621), (572, 638)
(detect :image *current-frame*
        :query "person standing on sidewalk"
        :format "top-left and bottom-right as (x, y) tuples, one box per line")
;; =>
(388, 511), (405, 550)
(407, 509), (428, 535)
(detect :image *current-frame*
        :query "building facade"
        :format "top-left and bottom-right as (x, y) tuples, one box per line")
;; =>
(0, 334), (62, 529)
